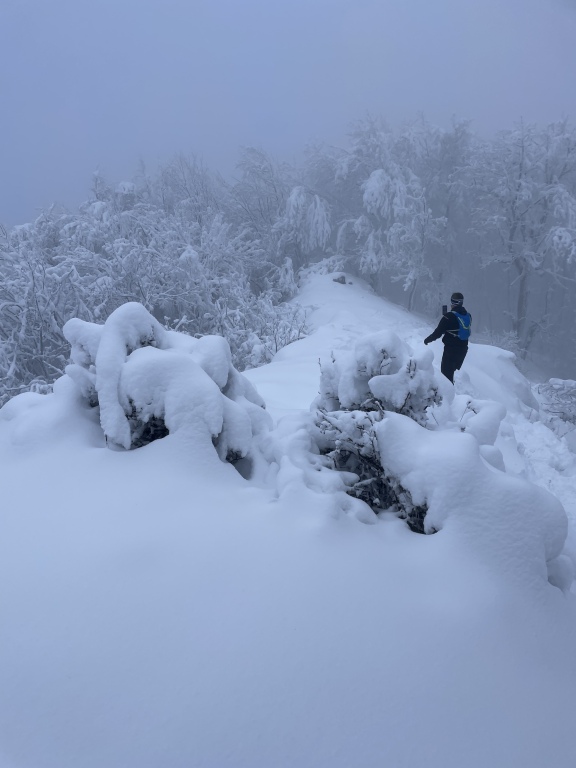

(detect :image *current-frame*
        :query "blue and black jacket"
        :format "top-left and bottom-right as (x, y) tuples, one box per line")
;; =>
(424, 306), (471, 348)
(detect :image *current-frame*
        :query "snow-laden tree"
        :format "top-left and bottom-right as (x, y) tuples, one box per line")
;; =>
(0, 161), (307, 405)
(361, 168), (445, 310)
(274, 185), (331, 269)
(313, 331), (441, 532)
(393, 117), (475, 308)
(155, 153), (224, 224)
(306, 117), (448, 311)
(0, 209), (86, 402)
(469, 120), (576, 356)
(228, 147), (292, 239)
(224, 147), (303, 294)
(300, 116), (576, 374)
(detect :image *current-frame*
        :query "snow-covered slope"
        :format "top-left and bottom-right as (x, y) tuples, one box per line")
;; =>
(2, 274), (576, 768)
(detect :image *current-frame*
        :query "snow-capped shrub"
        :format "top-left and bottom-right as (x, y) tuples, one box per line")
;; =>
(63, 303), (271, 463)
(233, 301), (308, 370)
(316, 330), (441, 425)
(313, 331), (441, 532)
(315, 408), (428, 532)
(537, 378), (576, 434)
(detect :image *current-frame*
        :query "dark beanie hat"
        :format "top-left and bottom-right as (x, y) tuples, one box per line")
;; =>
(451, 292), (464, 306)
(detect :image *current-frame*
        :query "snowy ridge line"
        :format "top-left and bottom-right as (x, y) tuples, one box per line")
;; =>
(47, 290), (576, 590)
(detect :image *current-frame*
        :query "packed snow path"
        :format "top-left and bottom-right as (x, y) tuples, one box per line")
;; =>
(2, 274), (576, 768)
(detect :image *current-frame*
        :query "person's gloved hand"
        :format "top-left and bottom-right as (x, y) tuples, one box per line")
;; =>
(424, 339), (430, 345)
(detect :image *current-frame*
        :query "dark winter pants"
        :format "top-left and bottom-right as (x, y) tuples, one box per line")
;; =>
(441, 344), (468, 383)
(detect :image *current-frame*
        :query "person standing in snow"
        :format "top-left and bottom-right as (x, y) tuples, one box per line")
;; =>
(424, 292), (471, 384)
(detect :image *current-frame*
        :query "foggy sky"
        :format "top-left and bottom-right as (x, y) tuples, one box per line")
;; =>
(1, 0), (575, 227)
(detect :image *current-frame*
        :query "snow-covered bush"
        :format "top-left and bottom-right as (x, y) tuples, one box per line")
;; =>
(537, 378), (576, 432)
(316, 330), (441, 425)
(315, 408), (429, 532)
(228, 299), (308, 370)
(255, 410), (378, 526)
(63, 303), (271, 465)
(313, 331), (441, 532)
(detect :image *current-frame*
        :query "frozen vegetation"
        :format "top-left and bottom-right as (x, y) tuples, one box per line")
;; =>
(2, 116), (576, 409)
(2, 273), (576, 767)
(63, 303), (270, 462)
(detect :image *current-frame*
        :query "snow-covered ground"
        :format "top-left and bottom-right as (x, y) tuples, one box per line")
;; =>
(2, 274), (576, 768)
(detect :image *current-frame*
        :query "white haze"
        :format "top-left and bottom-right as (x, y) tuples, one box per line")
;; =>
(1, 0), (575, 227)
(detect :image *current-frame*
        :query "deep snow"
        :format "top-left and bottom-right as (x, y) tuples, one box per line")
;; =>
(2, 274), (576, 768)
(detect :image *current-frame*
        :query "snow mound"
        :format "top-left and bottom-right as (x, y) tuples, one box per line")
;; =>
(256, 410), (377, 525)
(62, 302), (271, 459)
(462, 343), (538, 413)
(376, 412), (569, 589)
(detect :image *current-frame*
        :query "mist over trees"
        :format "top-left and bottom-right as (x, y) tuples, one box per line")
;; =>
(1, 115), (576, 405)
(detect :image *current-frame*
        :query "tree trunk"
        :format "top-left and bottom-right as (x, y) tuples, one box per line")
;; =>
(513, 261), (529, 350)
(407, 280), (418, 312)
